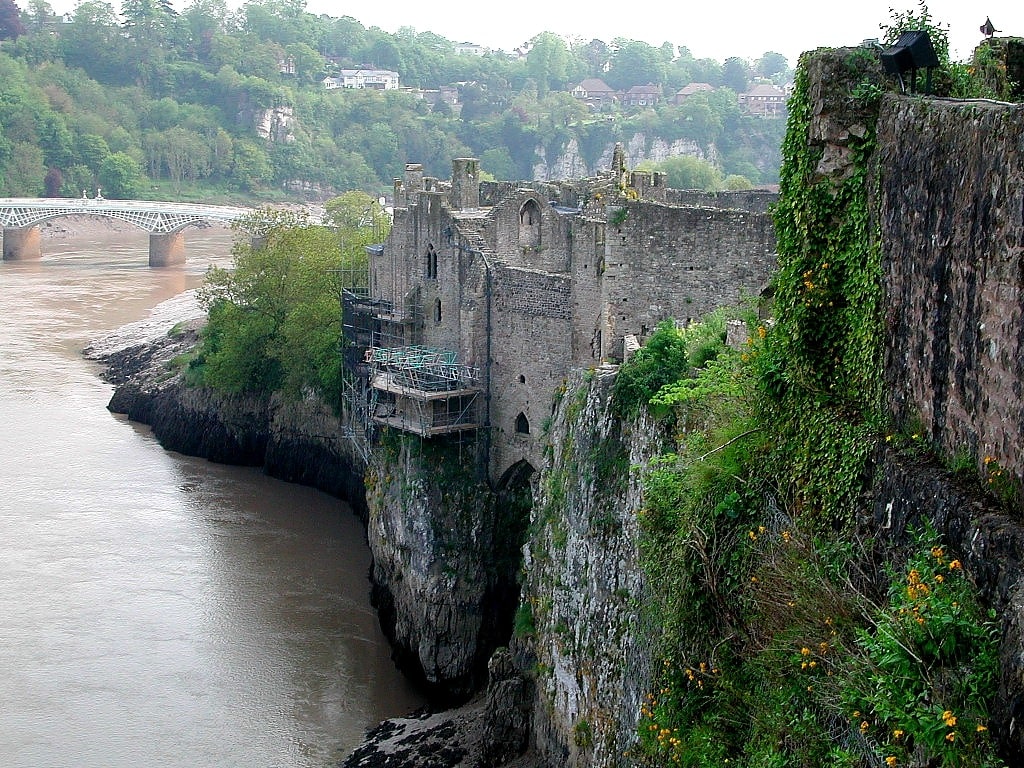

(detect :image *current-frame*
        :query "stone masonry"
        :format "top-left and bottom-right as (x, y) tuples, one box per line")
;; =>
(363, 152), (778, 483)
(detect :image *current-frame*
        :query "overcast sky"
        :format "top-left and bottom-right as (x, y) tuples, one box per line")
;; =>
(42, 0), (1022, 67)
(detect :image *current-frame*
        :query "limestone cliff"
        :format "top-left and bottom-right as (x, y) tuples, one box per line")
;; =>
(532, 134), (716, 182)
(363, 433), (528, 701)
(517, 365), (662, 768)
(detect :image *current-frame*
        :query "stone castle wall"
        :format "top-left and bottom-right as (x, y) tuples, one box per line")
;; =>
(880, 96), (1024, 483)
(373, 160), (777, 483)
(602, 200), (776, 357)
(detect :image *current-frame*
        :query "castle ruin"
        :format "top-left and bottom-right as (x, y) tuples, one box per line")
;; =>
(344, 150), (778, 483)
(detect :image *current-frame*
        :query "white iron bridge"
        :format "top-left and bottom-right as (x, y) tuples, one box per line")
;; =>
(0, 197), (256, 266)
(0, 197), (253, 233)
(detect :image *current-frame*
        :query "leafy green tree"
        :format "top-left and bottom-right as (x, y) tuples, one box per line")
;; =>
(62, 1), (130, 83)
(60, 164), (95, 197)
(2, 141), (45, 194)
(324, 189), (390, 248)
(0, 0), (25, 40)
(97, 151), (144, 197)
(526, 32), (570, 97)
(722, 57), (750, 93)
(481, 147), (515, 181)
(196, 209), (356, 400)
(606, 39), (666, 90)
(38, 113), (74, 168)
(25, 0), (55, 32)
(75, 133), (111, 171)
(656, 154), (723, 191)
(722, 174), (753, 190)
(754, 51), (789, 80)
(121, 0), (176, 46)
(231, 139), (272, 190)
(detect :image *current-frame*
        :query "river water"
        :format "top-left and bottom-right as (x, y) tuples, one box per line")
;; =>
(0, 228), (423, 768)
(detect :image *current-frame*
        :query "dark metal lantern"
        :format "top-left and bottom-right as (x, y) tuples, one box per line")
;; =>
(880, 30), (940, 93)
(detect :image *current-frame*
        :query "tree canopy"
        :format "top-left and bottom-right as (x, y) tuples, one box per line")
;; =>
(0, 0), (796, 199)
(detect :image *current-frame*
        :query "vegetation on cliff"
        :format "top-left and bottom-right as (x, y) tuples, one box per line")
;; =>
(185, 192), (385, 402)
(614, 30), (1009, 768)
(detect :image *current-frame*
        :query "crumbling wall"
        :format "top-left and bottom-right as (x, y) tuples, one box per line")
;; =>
(880, 95), (1024, 484)
(602, 200), (776, 358)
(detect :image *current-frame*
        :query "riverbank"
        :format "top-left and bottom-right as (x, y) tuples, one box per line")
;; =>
(85, 295), (542, 767)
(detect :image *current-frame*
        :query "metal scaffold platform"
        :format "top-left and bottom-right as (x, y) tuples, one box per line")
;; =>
(367, 345), (481, 437)
(339, 288), (481, 446)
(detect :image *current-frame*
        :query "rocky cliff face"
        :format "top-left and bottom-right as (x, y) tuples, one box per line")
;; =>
(364, 433), (529, 702)
(516, 365), (663, 768)
(532, 134), (715, 182)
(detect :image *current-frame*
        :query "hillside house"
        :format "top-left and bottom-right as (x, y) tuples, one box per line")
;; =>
(622, 83), (662, 108)
(571, 78), (618, 109)
(322, 69), (400, 90)
(674, 82), (715, 104)
(739, 83), (787, 117)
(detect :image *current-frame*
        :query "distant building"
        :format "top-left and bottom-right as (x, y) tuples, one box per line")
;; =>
(674, 82), (715, 104)
(571, 78), (618, 109)
(322, 69), (400, 90)
(622, 83), (662, 109)
(454, 43), (489, 56)
(278, 56), (296, 75)
(739, 83), (787, 117)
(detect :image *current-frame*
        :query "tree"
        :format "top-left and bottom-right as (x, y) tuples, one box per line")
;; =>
(196, 210), (349, 399)
(722, 57), (750, 93)
(97, 152), (144, 198)
(526, 32), (570, 96)
(75, 133), (111, 171)
(25, 0), (55, 32)
(0, 0), (25, 41)
(754, 51), (789, 80)
(2, 141), (44, 195)
(230, 139), (272, 190)
(606, 40), (666, 90)
(62, 1), (130, 83)
(655, 155), (723, 191)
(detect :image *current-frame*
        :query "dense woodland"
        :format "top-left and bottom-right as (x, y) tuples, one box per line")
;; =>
(0, 0), (791, 201)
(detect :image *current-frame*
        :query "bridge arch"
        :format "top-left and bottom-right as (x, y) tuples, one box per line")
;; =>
(0, 198), (253, 266)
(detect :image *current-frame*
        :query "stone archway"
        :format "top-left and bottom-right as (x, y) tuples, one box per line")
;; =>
(481, 459), (537, 655)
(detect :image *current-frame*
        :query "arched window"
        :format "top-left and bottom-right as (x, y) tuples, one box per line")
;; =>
(515, 412), (530, 434)
(426, 244), (437, 279)
(519, 200), (541, 249)
(434, 298), (442, 323)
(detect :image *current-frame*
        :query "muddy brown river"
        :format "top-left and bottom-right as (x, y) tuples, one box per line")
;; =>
(0, 226), (422, 767)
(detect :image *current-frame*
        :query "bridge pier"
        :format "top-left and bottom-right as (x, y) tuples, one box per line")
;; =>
(149, 231), (185, 267)
(2, 225), (42, 261)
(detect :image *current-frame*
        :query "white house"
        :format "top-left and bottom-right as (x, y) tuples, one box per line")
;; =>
(323, 69), (400, 90)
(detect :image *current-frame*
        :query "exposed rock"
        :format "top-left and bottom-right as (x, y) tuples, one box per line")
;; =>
(340, 649), (539, 768)
(364, 435), (529, 702)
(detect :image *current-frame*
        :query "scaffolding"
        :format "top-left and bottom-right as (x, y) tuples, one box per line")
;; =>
(367, 346), (481, 437)
(339, 286), (480, 451)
